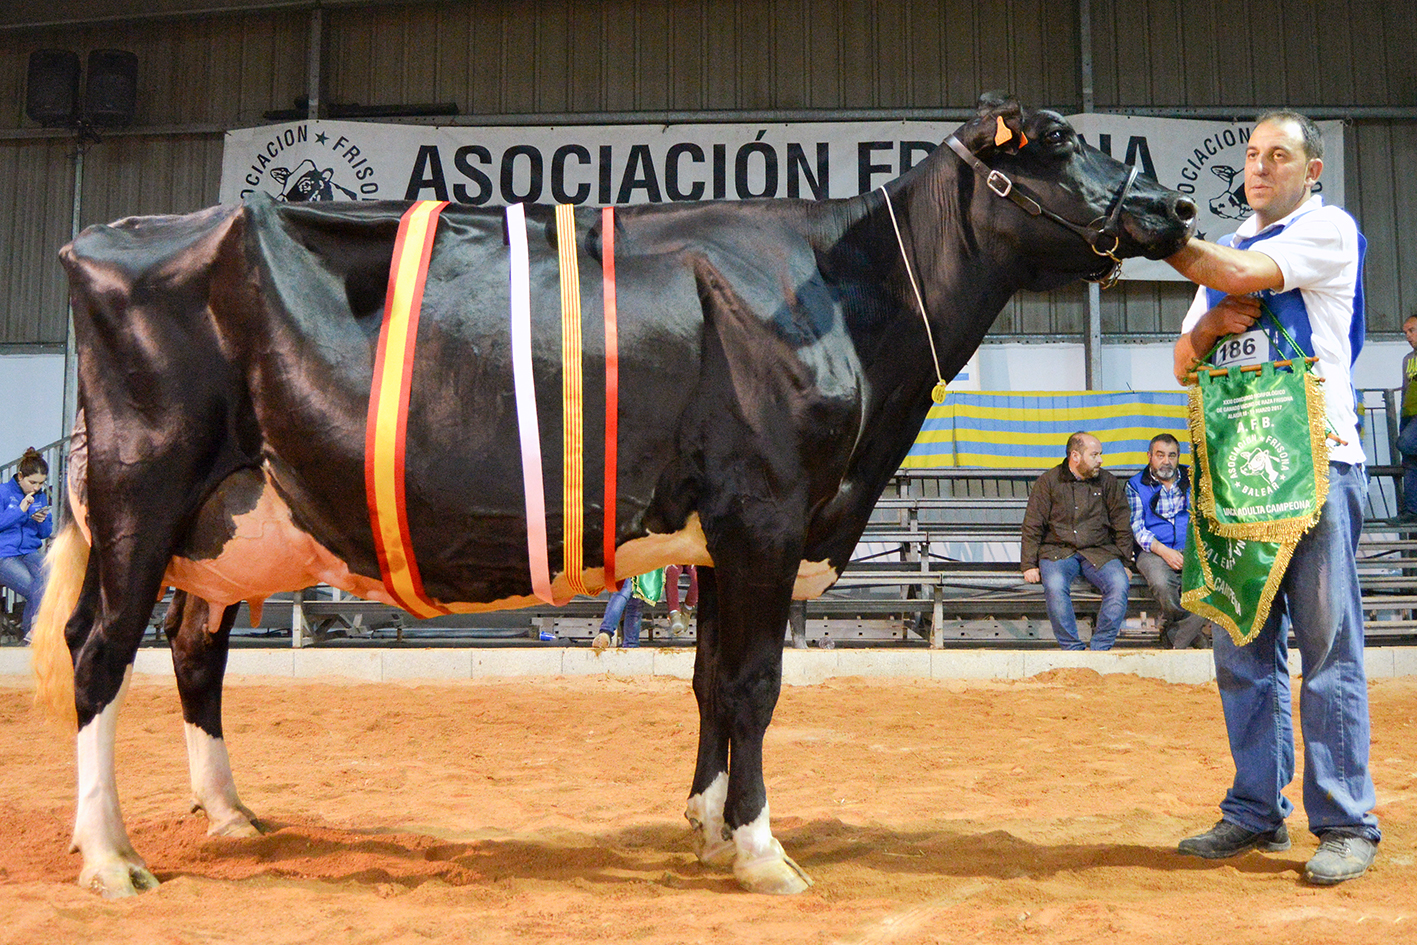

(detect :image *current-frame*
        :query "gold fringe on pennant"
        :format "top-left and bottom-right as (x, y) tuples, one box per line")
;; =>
(1181, 523), (1300, 647)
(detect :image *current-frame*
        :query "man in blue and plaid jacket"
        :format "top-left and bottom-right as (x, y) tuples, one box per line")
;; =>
(1125, 433), (1210, 648)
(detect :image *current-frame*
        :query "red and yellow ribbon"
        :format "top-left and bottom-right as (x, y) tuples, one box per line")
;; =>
(368, 201), (621, 611)
(365, 200), (451, 618)
(601, 207), (619, 589)
(556, 204), (592, 596)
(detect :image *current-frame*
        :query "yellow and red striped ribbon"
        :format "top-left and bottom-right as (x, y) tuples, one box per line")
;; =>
(601, 207), (619, 589)
(365, 200), (451, 618)
(556, 204), (592, 596)
(369, 202), (621, 610)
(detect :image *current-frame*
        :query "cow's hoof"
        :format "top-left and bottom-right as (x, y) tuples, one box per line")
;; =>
(207, 811), (261, 838)
(690, 828), (737, 868)
(193, 798), (262, 838)
(80, 859), (160, 898)
(733, 841), (814, 894)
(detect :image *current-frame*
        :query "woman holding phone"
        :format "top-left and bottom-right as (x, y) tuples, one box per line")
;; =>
(1, 448), (53, 643)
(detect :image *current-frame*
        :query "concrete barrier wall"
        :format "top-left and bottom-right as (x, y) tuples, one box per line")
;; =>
(4, 645), (1416, 686)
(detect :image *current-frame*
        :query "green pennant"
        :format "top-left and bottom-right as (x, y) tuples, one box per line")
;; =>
(1189, 359), (1328, 542)
(1182, 346), (1327, 646)
(1181, 508), (1296, 645)
(632, 567), (665, 606)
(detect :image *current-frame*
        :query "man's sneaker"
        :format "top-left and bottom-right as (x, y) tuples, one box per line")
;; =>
(1177, 819), (1291, 859)
(1304, 833), (1377, 885)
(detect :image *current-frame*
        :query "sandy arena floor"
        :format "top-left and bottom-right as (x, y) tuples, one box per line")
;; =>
(0, 666), (1413, 944)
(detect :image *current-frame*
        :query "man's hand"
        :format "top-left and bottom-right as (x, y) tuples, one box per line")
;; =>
(1174, 294), (1263, 382)
(1202, 294), (1263, 339)
(1023, 568), (1040, 584)
(1155, 544), (1185, 571)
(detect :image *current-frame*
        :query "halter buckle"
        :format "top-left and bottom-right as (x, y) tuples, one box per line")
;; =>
(986, 170), (1013, 199)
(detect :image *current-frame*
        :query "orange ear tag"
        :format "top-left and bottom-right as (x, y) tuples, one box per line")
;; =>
(994, 116), (1029, 149)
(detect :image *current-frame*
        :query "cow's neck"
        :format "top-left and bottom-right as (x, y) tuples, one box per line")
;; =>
(802, 164), (1022, 560)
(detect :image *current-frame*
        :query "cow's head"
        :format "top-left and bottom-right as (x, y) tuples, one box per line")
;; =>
(270, 159), (336, 202)
(1208, 165), (1250, 220)
(948, 93), (1196, 289)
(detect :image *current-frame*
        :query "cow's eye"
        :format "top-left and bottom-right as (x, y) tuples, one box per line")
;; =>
(1043, 128), (1069, 146)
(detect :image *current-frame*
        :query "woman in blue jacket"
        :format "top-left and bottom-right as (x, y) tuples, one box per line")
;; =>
(1, 448), (53, 643)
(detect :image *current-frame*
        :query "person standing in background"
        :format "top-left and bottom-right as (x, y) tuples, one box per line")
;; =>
(1393, 313), (1417, 524)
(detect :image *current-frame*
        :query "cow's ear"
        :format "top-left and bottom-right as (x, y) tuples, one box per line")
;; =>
(957, 91), (1028, 154)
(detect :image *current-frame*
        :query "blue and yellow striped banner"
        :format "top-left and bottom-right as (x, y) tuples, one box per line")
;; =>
(902, 390), (1190, 469)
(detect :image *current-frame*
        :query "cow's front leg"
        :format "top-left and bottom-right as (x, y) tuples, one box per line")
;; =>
(686, 569), (734, 866)
(712, 559), (813, 894)
(72, 667), (159, 897)
(165, 592), (260, 837)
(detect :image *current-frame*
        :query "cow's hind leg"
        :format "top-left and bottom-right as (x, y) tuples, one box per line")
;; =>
(65, 555), (160, 897)
(686, 569), (734, 867)
(700, 553), (813, 894)
(164, 591), (260, 837)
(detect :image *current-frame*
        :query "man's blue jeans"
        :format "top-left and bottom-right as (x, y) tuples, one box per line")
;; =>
(598, 580), (642, 647)
(1212, 462), (1380, 842)
(0, 550), (46, 638)
(1397, 417), (1417, 514)
(1039, 554), (1129, 650)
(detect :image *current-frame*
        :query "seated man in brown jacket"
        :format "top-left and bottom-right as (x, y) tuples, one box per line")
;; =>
(1021, 431), (1134, 650)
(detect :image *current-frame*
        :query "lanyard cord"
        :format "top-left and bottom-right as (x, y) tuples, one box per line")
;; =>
(879, 186), (949, 404)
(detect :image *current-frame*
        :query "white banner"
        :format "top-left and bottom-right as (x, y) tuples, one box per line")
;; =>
(220, 115), (1345, 283)
(220, 119), (961, 207)
(1068, 114), (1345, 281)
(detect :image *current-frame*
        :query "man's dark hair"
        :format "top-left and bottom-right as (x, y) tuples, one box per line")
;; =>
(1066, 431), (1091, 457)
(1255, 109), (1324, 161)
(1405, 312), (1417, 327)
(1149, 433), (1180, 450)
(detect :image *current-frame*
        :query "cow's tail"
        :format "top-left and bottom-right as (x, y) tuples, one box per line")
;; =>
(31, 520), (88, 731)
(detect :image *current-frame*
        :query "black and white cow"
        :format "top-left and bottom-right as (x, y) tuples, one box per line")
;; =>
(1207, 164), (1250, 221)
(33, 93), (1195, 898)
(270, 158), (359, 201)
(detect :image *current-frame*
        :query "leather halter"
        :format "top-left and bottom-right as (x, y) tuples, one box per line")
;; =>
(945, 133), (1138, 289)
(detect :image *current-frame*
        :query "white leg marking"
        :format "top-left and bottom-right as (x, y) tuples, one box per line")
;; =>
(685, 772), (734, 867)
(183, 722), (259, 837)
(72, 668), (159, 897)
(731, 802), (814, 894)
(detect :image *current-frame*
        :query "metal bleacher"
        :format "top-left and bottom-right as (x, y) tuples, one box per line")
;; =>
(5, 390), (1417, 650)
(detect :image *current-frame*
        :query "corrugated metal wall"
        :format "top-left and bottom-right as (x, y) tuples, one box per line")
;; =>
(324, 0), (1076, 116)
(2, 0), (1414, 347)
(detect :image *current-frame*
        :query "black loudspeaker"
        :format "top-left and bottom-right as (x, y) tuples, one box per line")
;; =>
(85, 49), (138, 127)
(25, 49), (81, 127)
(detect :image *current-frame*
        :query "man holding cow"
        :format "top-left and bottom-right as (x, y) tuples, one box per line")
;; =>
(1166, 110), (1379, 885)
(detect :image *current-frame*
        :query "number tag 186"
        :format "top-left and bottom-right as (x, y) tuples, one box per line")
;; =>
(1212, 329), (1271, 369)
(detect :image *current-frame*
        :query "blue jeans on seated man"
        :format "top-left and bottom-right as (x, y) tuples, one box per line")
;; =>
(598, 580), (643, 647)
(1398, 417), (1417, 515)
(1212, 461), (1380, 844)
(0, 551), (47, 640)
(1039, 554), (1129, 650)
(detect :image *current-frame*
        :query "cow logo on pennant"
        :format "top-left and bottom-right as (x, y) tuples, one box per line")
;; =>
(1224, 432), (1293, 498)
